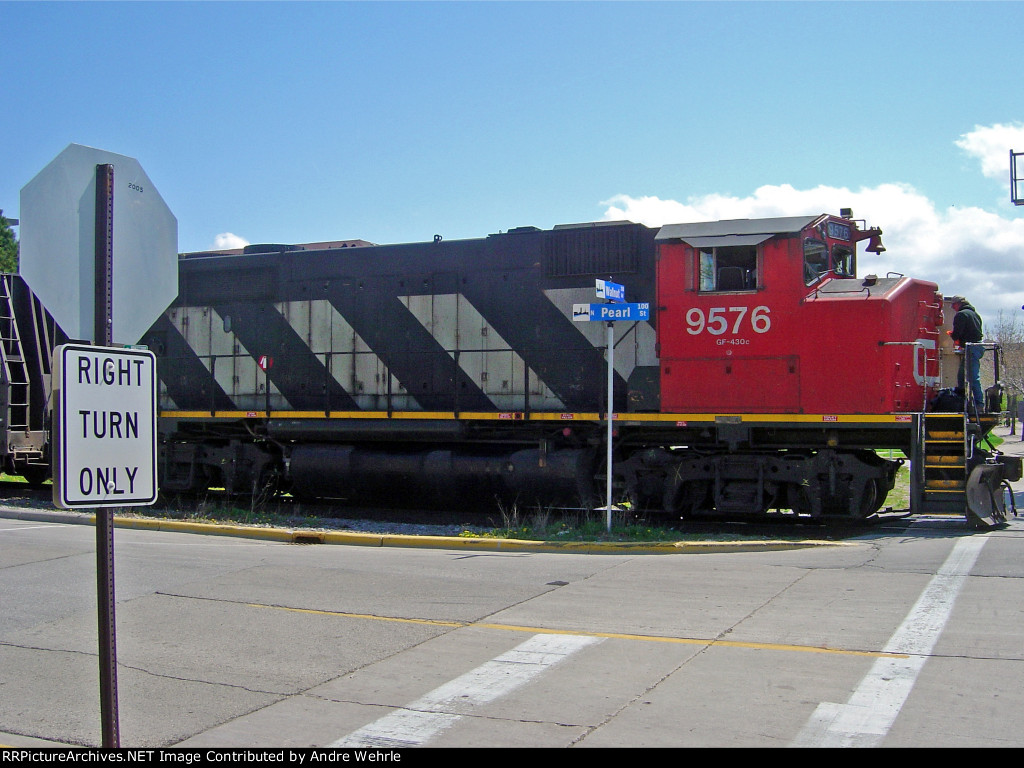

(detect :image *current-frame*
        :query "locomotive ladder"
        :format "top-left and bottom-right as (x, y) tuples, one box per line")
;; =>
(920, 412), (968, 514)
(0, 274), (32, 450)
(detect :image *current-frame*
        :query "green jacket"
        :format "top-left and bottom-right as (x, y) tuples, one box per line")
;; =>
(951, 301), (983, 344)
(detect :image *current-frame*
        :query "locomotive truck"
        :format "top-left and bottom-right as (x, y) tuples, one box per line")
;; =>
(1, 211), (1019, 526)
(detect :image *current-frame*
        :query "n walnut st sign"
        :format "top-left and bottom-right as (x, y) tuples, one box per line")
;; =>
(53, 344), (157, 509)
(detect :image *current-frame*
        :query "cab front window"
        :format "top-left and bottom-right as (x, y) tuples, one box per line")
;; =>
(803, 239), (828, 285)
(832, 244), (855, 277)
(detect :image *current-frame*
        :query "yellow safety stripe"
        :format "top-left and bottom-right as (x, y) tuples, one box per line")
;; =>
(160, 410), (915, 424)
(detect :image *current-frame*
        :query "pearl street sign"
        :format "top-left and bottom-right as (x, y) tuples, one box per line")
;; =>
(572, 302), (651, 322)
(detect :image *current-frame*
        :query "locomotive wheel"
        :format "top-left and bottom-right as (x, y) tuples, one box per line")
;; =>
(662, 477), (711, 518)
(861, 478), (888, 517)
(20, 466), (49, 487)
(789, 484), (814, 517)
(253, 464), (283, 502)
(846, 478), (889, 520)
(820, 480), (884, 522)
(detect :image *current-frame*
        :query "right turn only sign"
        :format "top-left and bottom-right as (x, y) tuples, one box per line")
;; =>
(52, 344), (158, 509)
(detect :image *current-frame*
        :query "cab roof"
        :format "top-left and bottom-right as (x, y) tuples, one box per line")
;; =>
(656, 215), (821, 247)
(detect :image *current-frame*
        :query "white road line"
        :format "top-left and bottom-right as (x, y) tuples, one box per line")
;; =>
(791, 535), (988, 748)
(329, 632), (603, 748)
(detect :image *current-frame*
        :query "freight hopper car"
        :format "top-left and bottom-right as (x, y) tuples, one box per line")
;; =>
(111, 212), (1018, 527)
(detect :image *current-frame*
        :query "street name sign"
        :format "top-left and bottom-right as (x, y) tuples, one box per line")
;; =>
(595, 278), (626, 303)
(573, 302), (651, 322)
(52, 344), (158, 509)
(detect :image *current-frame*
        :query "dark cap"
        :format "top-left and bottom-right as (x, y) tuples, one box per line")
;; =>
(949, 295), (967, 305)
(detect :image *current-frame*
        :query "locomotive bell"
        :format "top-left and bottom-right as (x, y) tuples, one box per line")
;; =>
(852, 224), (886, 254)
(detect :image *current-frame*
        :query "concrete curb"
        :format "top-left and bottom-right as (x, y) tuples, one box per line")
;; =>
(0, 506), (847, 555)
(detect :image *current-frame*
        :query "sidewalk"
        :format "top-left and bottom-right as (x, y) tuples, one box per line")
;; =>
(992, 423), (1024, 457)
(991, 424), (1024, 514)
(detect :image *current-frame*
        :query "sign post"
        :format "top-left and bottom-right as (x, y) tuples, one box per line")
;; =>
(605, 320), (614, 531)
(573, 281), (650, 531)
(50, 163), (156, 748)
(96, 164), (117, 749)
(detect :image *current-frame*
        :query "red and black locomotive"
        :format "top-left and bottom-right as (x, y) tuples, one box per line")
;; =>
(3, 211), (1019, 526)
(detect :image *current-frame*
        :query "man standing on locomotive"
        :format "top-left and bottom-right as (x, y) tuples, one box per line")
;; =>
(949, 295), (986, 410)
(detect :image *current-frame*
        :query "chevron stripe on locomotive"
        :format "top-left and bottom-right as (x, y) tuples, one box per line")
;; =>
(137, 212), (1019, 526)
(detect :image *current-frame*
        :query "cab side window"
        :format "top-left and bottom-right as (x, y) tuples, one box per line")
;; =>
(698, 245), (757, 292)
(803, 240), (828, 285)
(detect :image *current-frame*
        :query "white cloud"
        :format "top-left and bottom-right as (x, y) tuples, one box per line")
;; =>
(955, 122), (1024, 180)
(602, 181), (1024, 326)
(213, 232), (249, 250)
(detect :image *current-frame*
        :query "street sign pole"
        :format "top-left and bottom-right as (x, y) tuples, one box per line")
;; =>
(575, 280), (652, 532)
(94, 163), (120, 749)
(605, 320), (614, 532)
(599, 278), (623, 533)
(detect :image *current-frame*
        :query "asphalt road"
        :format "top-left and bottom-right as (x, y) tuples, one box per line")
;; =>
(3, 502), (1024, 748)
(3, 424), (1024, 749)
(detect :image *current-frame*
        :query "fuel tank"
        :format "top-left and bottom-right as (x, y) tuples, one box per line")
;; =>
(288, 444), (596, 508)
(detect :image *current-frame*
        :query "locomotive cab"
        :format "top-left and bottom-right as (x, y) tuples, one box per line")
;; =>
(655, 214), (940, 415)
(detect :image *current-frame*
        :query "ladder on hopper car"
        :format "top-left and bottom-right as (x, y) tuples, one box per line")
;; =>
(0, 273), (46, 480)
(0, 274), (31, 439)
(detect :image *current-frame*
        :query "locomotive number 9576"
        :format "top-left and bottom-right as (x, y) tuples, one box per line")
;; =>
(685, 305), (771, 336)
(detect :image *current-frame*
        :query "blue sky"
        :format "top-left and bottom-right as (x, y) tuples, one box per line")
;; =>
(3, 1), (1024, 322)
